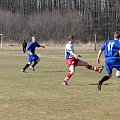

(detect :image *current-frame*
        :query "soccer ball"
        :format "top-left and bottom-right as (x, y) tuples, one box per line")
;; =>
(115, 71), (120, 77)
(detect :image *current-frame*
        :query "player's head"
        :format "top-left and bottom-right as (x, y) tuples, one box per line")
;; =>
(68, 35), (75, 43)
(31, 36), (36, 42)
(114, 31), (120, 40)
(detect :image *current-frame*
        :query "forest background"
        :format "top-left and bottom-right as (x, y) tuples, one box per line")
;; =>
(0, 0), (120, 43)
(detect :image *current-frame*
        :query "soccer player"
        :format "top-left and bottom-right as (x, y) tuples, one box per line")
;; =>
(97, 31), (120, 91)
(115, 38), (120, 77)
(62, 35), (104, 86)
(21, 40), (27, 53)
(21, 36), (45, 72)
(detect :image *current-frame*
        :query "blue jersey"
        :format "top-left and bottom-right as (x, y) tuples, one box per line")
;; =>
(100, 39), (120, 74)
(100, 39), (120, 58)
(26, 42), (41, 54)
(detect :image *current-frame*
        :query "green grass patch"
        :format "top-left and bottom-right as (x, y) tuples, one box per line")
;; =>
(0, 47), (120, 120)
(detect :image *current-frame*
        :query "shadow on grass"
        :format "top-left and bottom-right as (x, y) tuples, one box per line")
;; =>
(71, 83), (113, 87)
(21, 71), (28, 73)
(89, 83), (110, 86)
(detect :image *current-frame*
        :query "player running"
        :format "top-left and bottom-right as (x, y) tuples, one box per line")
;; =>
(21, 36), (45, 72)
(97, 31), (120, 91)
(62, 35), (104, 86)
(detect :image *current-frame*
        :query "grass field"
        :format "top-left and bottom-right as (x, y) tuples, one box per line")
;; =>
(0, 46), (120, 120)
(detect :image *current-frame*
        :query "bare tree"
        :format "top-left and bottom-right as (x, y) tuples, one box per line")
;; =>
(0, 0), (120, 42)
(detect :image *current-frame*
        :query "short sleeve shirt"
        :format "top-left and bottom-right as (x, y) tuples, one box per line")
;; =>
(65, 42), (75, 59)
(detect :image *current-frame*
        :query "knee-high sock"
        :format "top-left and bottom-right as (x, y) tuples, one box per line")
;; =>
(64, 72), (73, 82)
(32, 61), (38, 67)
(23, 63), (30, 70)
(99, 76), (109, 85)
(87, 64), (100, 72)
(87, 64), (94, 70)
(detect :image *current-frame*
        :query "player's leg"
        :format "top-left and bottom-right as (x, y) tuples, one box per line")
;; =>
(98, 58), (120, 90)
(30, 55), (40, 71)
(63, 64), (75, 85)
(22, 47), (24, 53)
(32, 58), (40, 67)
(23, 47), (26, 53)
(21, 61), (32, 72)
(97, 63), (112, 91)
(98, 75), (110, 91)
(114, 58), (120, 77)
(21, 55), (32, 72)
(77, 59), (104, 73)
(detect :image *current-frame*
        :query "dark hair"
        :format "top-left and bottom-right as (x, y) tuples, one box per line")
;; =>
(68, 35), (75, 40)
(114, 31), (120, 39)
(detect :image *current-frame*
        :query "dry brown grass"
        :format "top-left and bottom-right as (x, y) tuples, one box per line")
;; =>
(1, 42), (101, 51)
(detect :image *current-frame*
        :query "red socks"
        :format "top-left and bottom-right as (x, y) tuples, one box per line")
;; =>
(87, 65), (99, 72)
(94, 67), (99, 72)
(87, 64), (94, 70)
(64, 72), (73, 82)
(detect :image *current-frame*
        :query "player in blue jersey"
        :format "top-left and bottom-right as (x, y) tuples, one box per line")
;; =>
(97, 31), (120, 91)
(21, 36), (45, 72)
(62, 35), (104, 86)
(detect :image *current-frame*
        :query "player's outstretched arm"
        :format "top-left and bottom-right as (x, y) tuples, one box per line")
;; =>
(97, 50), (103, 64)
(39, 44), (45, 48)
(118, 49), (120, 56)
(41, 45), (45, 48)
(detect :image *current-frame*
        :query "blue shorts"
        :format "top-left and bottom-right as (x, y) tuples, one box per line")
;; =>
(105, 57), (120, 74)
(28, 54), (39, 62)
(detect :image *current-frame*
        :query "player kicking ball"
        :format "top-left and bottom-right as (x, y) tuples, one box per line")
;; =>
(21, 36), (45, 72)
(62, 35), (104, 86)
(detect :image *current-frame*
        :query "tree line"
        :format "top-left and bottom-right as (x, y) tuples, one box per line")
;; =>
(0, 0), (120, 43)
